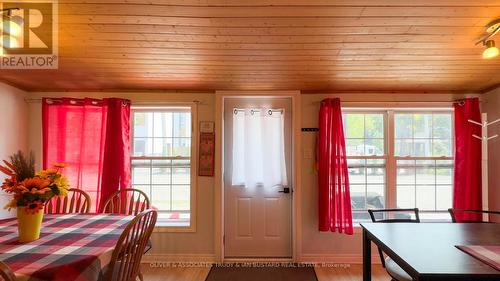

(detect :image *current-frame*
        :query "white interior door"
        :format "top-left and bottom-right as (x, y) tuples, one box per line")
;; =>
(224, 97), (292, 258)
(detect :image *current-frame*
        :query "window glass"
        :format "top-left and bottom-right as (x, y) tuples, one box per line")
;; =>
(395, 113), (452, 157)
(131, 108), (192, 225)
(394, 112), (453, 219)
(344, 110), (453, 222)
(344, 113), (385, 157)
(344, 113), (386, 221)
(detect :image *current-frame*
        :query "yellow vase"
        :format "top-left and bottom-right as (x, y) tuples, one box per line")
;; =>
(17, 207), (44, 243)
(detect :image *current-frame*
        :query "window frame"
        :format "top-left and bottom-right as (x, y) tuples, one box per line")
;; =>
(130, 104), (198, 232)
(342, 110), (388, 220)
(343, 107), (454, 222)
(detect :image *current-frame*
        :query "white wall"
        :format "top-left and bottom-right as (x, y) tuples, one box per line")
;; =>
(23, 90), (481, 261)
(481, 87), (500, 216)
(0, 83), (28, 219)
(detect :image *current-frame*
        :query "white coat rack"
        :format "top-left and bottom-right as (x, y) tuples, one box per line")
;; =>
(468, 113), (500, 218)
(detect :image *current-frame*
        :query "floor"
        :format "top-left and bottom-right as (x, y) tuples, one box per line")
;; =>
(315, 264), (391, 281)
(140, 263), (392, 281)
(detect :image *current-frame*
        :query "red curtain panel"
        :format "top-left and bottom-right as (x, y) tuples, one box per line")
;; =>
(42, 98), (131, 212)
(99, 99), (132, 212)
(453, 97), (482, 222)
(318, 98), (353, 234)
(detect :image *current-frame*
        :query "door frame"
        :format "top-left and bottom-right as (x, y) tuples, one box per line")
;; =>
(214, 91), (302, 262)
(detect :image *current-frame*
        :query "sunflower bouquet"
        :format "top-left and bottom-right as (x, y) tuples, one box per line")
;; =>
(0, 151), (69, 214)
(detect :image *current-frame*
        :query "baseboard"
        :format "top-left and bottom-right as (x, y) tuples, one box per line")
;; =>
(223, 257), (294, 263)
(142, 253), (216, 264)
(141, 253), (381, 265)
(298, 254), (382, 264)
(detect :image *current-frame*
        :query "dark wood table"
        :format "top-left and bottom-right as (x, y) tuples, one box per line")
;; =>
(361, 223), (500, 281)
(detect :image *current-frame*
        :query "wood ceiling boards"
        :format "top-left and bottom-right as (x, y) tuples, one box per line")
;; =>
(1, 0), (500, 92)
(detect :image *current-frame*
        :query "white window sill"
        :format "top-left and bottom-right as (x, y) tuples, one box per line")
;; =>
(153, 220), (195, 233)
(419, 219), (452, 223)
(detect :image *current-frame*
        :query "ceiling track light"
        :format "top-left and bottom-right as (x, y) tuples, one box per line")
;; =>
(482, 40), (499, 59)
(0, 7), (23, 51)
(0, 8), (19, 15)
(477, 19), (500, 59)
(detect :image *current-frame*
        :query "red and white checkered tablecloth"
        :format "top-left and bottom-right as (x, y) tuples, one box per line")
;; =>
(0, 213), (134, 281)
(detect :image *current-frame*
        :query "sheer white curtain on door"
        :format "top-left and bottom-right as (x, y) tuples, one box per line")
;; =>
(232, 108), (288, 188)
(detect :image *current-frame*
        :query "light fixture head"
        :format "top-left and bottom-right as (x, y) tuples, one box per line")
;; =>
(0, 34), (20, 49)
(486, 19), (500, 34)
(0, 8), (23, 37)
(2, 16), (23, 37)
(483, 40), (499, 59)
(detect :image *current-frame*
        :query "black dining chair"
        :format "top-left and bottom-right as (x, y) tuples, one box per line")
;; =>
(448, 208), (500, 223)
(368, 208), (420, 281)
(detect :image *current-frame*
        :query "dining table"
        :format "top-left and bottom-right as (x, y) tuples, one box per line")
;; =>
(361, 222), (500, 281)
(0, 213), (134, 281)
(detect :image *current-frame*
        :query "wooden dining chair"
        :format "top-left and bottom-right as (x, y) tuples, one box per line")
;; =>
(105, 209), (157, 281)
(448, 208), (500, 223)
(102, 189), (150, 216)
(368, 208), (420, 281)
(0, 261), (16, 281)
(45, 188), (91, 214)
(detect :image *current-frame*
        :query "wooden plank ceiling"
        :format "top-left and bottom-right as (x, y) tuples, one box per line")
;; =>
(1, 0), (500, 92)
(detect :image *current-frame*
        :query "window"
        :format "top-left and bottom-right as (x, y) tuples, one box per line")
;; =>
(343, 110), (454, 221)
(231, 108), (287, 188)
(394, 113), (453, 219)
(343, 113), (386, 221)
(131, 106), (195, 227)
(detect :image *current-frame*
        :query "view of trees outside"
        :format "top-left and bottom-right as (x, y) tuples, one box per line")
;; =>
(344, 113), (384, 156)
(343, 112), (453, 220)
(130, 110), (192, 221)
(395, 113), (452, 157)
(395, 113), (453, 214)
(343, 113), (386, 220)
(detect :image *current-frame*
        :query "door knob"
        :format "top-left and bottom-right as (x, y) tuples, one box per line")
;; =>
(279, 187), (290, 194)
